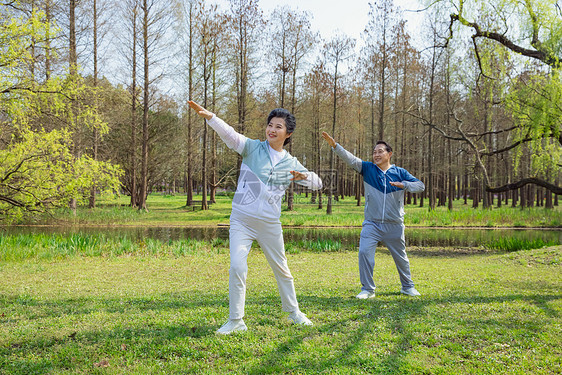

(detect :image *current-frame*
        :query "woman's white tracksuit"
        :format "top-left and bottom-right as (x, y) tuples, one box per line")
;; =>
(206, 115), (322, 319)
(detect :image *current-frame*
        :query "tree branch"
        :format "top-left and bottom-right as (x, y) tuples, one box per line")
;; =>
(472, 35), (495, 82)
(450, 14), (560, 68)
(405, 108), (559, 154)
(480, 137), (533, 156)
(1, 153), (47, 183)
(486, 178), (562, 195)
(209, 166), (236, 188)
(0, 194), (43, 212)
(0, 86), (73, 100)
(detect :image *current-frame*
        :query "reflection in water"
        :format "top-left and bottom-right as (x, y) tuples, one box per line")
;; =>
(1, 225), (560, 248)
(286, 227), (561, 248)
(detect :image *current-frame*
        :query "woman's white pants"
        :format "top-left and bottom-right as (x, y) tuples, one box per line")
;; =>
(228, 211), (299, 319)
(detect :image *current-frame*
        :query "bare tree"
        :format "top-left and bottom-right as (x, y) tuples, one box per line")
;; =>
(87, 0), (114, 208)
(194, 0), (223, 210)
(323, 34), (355, 214)
(68, 0), (79, 215)
(118, 0), (140, 207)
(138, 0), (172, 211)
(363, 0), (400, 143)
(176, 0), (196, 206)
(304, 61), (329, 209)
(268, 6), (316, 210)
(226, 0), (264, 176)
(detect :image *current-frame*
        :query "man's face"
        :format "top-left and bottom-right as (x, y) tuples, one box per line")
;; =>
(373, 144), (391, 166)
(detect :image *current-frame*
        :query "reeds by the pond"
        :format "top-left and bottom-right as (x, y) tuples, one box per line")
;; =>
(405, 205), (562, 228)
(0, 233), (222, 261)
(0, 232), (558, 261)
(286, 239), (343, 253)
(487, 237), (560, 252)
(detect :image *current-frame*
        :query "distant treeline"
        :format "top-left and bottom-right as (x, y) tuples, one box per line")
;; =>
(0, 0), (559, 222)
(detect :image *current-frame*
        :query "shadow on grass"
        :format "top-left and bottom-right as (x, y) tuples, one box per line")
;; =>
(0, 291), (228, 324)
(0, 322), (218, 374)
(244, 292), (561, 374)
(2, 291), (560, 374)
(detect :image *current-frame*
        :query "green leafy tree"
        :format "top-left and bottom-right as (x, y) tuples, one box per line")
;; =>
(0, 5), (122, 222)
(0, 129), (122, 223)
(442, 0), (561, 194)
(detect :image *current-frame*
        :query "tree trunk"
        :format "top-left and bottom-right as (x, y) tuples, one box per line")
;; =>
(201, 51), (210, 210)
(327, 60), (339, 215)
(68, 0), (78, 215)
(129, 4), (138, 208)
(45, 0), (52, 80)
(545, 186), (553, 209)
(448, 139), (453, 211)
(356, 137), (362, 206)
(139, 0), (150, 211)
(472, 178), (479, 208)
(89, 0), (99, 209)
(427, 41), (436, 211)
(186, 2), (194, 206)
(210, 52), (218, 204)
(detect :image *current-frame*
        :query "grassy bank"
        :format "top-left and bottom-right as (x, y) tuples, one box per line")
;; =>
(1, 245), (560, 374)
(31, 193), (562, 228)
(0, 233), (559, 262)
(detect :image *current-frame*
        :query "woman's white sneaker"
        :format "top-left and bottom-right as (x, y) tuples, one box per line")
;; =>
(216, 319), (247, 334)
(400, 287), (421, 296)
(356, 290), (376, 299)
(288, 311), (313, 326)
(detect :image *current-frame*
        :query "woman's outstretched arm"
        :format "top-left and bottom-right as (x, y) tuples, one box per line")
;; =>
(188, 100), (246, 154)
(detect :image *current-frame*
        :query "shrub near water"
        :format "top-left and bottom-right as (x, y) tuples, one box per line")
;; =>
(1, 231), (558, 261)
(0, 233), (348, 261)
(0, 233), (223, 261)
(486, 237), (559, 251)
(286, 239), (343, 253)
(0, 233), (109, 260)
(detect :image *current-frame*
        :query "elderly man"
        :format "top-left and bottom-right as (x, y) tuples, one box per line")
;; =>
(322, 132), (425, 298)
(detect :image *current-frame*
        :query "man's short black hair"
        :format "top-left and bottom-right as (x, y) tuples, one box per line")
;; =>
(375, 140), (392, 153)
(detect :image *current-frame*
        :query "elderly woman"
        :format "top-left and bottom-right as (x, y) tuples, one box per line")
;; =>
(189, 101), (322, 334)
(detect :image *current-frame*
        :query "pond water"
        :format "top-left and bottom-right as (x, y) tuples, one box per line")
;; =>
(1, 225), (560, 248)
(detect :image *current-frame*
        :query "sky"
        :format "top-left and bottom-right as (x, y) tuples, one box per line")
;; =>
(209, 0), (427, 50)
(256, 0), (373, 42)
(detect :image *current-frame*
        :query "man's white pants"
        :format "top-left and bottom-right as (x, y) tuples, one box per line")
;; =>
(228, 211), (299, 320)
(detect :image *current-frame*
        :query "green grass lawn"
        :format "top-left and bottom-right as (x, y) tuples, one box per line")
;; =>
(1, 245), (560, 374)
(38, 192), (562, 228)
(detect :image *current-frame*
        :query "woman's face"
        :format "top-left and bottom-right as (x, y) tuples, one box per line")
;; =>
(266, 117), (292, 148)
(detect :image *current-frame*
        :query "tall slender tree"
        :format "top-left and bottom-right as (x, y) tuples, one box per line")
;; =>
(363, 0), (399, 143)
(123, 0), (140, 207)
(323, 34), (355, 214)
(269, 6), (316, 209)
(195, 0), (222, 210)
(177, 0), (196, 206)
(226, 0), (264, 176)
(138, 0), (171, 211)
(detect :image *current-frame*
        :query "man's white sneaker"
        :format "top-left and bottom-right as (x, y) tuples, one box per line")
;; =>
(356, 290), (376, 299)
(400, 287), (421, 296)
(216, 319), (247, 335)
(288, 311), (313, 326)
